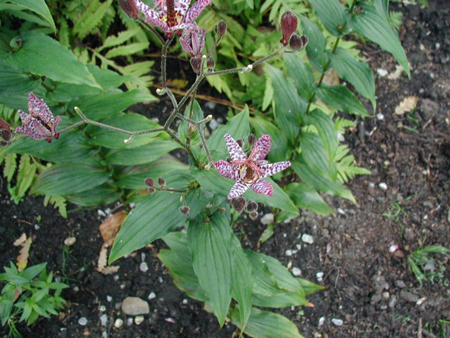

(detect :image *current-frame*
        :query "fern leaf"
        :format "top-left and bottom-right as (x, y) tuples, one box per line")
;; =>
(58, 17), (70, 48)
(3, 153), (17, 182)
(44, 195), (68, 218)
(15, 154), (37, 200)
(335, 146), (370, 183)
(99, 28), (141, 52)
(105, 42), (149, 58)
(73, 0), (113, 39)
(122, 61), (155, 77)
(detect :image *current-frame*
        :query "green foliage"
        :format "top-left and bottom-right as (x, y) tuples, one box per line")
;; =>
(0, 262), (68, 336)
(408, 242), (450, 286)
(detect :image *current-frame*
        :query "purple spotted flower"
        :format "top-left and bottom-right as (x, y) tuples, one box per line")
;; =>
(15, 92), (61, 143)
(135, 0), (211, 36)
(214, 134), (291, 199)
(180, 24), (206, 56)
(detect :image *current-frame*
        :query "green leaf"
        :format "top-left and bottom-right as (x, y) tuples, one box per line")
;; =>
(65, 184), (122, 207)
(245, 250), (284, 297)
(230, 307), (304, 338)
(300, 15), (329, 72)
(3, 0), (56, 31)
(31, 163), (111, 195)
(297, 278), (325, 295)
(87, 65), (132, 90)
(105, 42), (149, 58)
(349, 2), (410, 76)
(105, 139), (181, 165)
(14, 154), (36, 200)
(0, 59), (41, 95)
(283, 53), (315, 101)
(109, 192), (187, 263)
(85, 112), (161, 149)
(3, 152), (17, 182)
(188, 211), (233, 327)
(72, 0), (113, 39)
(308, 0), (347, 37)
(266, 65), (305, 142)
(328, 48), (376, 109)
(300, 131), (330, 176)
(286, 182), (334, 216)
(306, 109), (339, 161)
(4, 31), (100, 89)
(252, 291), (307, 308)
(292, 157), (356, 203)
(99, 28), (142, 51)
(250, 117), (288, 163)
(231, 235), (252, 333)
(316, 84), (370, 117)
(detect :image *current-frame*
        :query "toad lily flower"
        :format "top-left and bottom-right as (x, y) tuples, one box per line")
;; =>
(135, 0), (211, 35)
(16, 92), (61, 143)
(180, 23), (206, 57)
(214, 134), (291, 199)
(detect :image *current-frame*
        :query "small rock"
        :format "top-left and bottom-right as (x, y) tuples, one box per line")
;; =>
(332, 318), (343, 326)
(127, 317), (133, 326)
(371, 294), (382, 305)
(134, 315), (145, 325)
(337, 208), (345, 215)
(382, 292), (390, 300)
(261, 213), (274, 225)
(106, 295), (113, 302)
(301, 234), (314, 244)
(316, 272), (324, 282)
(318, 316), (325, 326)
(404, 228), (415, 242)
(148, 292), (156, 300)
(377, 68), (388, 77)
(400, 290), (419, 303)
(100, 314), (107, 327)
(97, 209), (106, 217)
(139, 262), (149, 273)
(285, 249), (295, 256)
(418, 98), (439, 120)
(73, 286), (79, 292)
(376, 113), (384, 120)
(99, 305), (106, 312)
(209, 119), (220, 130)
(113, 275), (119, 282)
(389, 295), (397, 308)
(64, 237), (76, 246)
(114, 318), (124, 329)
(78, 317), (88, 326)
(291, 267), (301, 276)
(395, 280), (407, 288)
(337, 133), (345, 142)
(182, 299), (188, 304)
(121, 297), (150, 316)
(379, 182), (388, 190)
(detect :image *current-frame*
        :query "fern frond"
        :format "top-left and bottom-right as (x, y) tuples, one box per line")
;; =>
(15, 154), (37, 200)
(335, 145), (370, 183)
(334, 117), (355, 134)
(72, 0), (113, 39)
(3, 153), (17, 181)
(44, 195), (68, 218)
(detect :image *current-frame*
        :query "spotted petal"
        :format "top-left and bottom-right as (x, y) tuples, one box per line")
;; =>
(184, 0), (211, 24)
(228, 180), (250, 199)
(251, 134), (271, 161)
(135, 0), (170, 32)
(214, 160), (238, 180)
(175, 0), (191, 17)
(251, 179), (273, 196)
(224, 134), (247, 161)
(28, 92), (53, 123)
(260, 161), (291, 178)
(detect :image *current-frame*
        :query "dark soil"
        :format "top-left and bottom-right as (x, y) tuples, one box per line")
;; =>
(1, 1), (450, 337)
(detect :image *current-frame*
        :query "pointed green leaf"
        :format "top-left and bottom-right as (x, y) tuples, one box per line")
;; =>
(329, 48), (376, 109)
(4, 31), (100, 89)
(283, 53), (315, 100)
(316, 84), (370, 117)
(105, 42), (149, 58)
(309, 0), (347, 37)
(245, 250), (284, 297)
(286, 182), (334, 216)
(252, 291), (307, 308)
(0, 59), (41, 95)
(300, 15), (329, 72)
(349, 2), (410, 76)
(32, 163), (111, 196)
(188, 211), (233, 327)
(250, 116), (288, 163)
(307, 109), (339, 161)
(300, 131), (330, 176)
(65, 184), (122, 207)
(3, 0), (56, 31)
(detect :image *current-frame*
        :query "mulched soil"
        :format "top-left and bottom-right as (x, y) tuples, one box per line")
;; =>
(1, 1), (449, 337)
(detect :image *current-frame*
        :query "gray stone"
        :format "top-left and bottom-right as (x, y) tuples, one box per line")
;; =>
(418, 98), (439, 120)
(400, 290), (419, 303)
(121, 297), (150, 316)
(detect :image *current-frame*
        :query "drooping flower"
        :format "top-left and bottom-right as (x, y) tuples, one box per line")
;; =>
(135, 0), (211, 35)
(180, 24), (206, 56)
(0, 117), (12, 146)
(15, 92), (61, 143)
(280, 11), (298, 46)
(214, 134), (291, 199)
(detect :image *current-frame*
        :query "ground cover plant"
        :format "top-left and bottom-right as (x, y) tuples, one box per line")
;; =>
(0, 0), (418, 337)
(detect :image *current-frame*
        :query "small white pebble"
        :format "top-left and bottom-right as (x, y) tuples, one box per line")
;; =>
(377, 68), (388, 77)
(139, 262), (149, 273)
(113, 275), (119, 281)
(423, 215), (428, 220)
(114, 318), (124, 329)
(389, 244), (399, 253)
(165, 317), (176, 324)
(34, 224), (40, 230)
(377, 113), (384, 120)
(64, 237), (76, 246)
(107, 295), (113, 302)
(78, 317), (88, 326)
(332, 318), (343, 326)
(148, 292), (156, 300)
(134, 316), (145, 325)
(369, 182), (375, 189)
(97, 209), (106, 217)
(283, 233), (287, 238)
(99, 305), (106, 312)
(158, 277), (163, 283)
(382, 292), (390, 300)
(302, 234), (314, 244)
(73, 286), (79, 292)
(318, 317), (325, 326)
(102, 332), (108, 338)
(379, 182), (388, 190)
(337, 208), (345, 215)
(209, 119), (220, 130)
(292, 267), (301, 276)
(316, 272), (324, 282)
(285, 249), (294, 257)
(416, 297), (427, 306)
(182, 299), (188, 304)
(100, 314), (107, 327)
(127, 317), (133, 326)
(120, 284), (126, 289)
(295, 244), (301, 250)
(261, 213), (274, 225)
(337, 133), (345, 142)
(435, 42), (441, 49)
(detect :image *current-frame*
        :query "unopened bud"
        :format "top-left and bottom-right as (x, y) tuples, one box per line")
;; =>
(236, 138), (244, 148)
(215, 20), (227, 36)
(245, 200), (258, 213)
(148, 187), (156, 194)
(119, 0), (139, 19)
(280, 11), (298, 46)
(247, 134), (256, 147)
(230, 196), (246, 213)
(206, 56), (215, 72)
(190, 56), (202, 75)
(0, 118), (12, 142)
(179, 206), (190, 215)
(158, 177), (166, 187)
(249, 211), (259, 221)
(289, 34), (309, 51)
(145, 178), (155, 188)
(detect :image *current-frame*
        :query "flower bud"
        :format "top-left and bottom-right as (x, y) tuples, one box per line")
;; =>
(148, 187), (156, 194)
(215, 20), (227, 36)
(236, 138), (244, 148)
(145, 178), (155, 188)
(206, 56), (215, 72)
(289, 34), (309, 51)
(0, 118), (12, 142)
(119, 0), (139, 19)
(249, 211), (259, 221)
(245, 200), (258, 213)
(179, 206), (190, 215)
(158, 177), (166, 187)
(280, 11), (298, 46)
(247, 134), (256, 147)
(230, 196), (246, 213)
(190, 56), (202, 75)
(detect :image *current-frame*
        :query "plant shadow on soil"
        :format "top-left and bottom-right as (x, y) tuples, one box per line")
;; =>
(1, 1), (450, 337)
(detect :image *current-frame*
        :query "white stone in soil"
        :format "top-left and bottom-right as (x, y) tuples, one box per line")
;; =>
(99, 305), (106, 312)
(114, 318), (124, 329)
(78, 317), (88, 326)
(64, 236), (76, 246)
(316, 272), (324, 282)
(291, 267), (301, 276)
(148, 292), (156, 300)
(377, 113), (385, 120)
(106, 295), (113, 302)
(379, 182), (388, 190)
(139, 262), (149, 273)
(332, 318), (344, 326)
(100, 314), (107, 327)
(121, 297), (150, 316)
(318, 317), (325, 326)
(261, 213), (274, 225)
(134, 315), (145, 325)
(337, 208), (345, 215)
(127, 317), (133, 326)
(182, 299), (188, 304)
(302, 234), (314, 244)
(377, 68), (388, 77)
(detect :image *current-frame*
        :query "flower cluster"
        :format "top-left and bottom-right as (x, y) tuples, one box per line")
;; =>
(214, 134), (291, 199)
